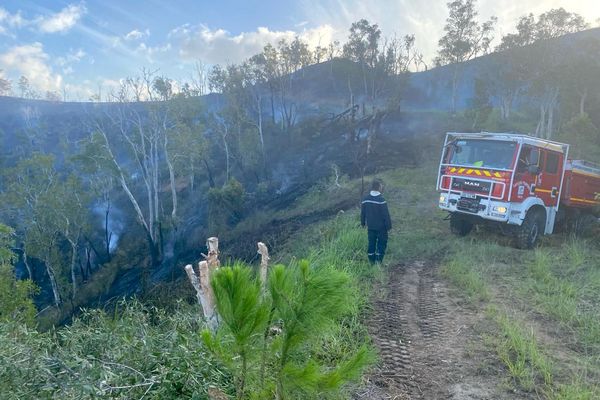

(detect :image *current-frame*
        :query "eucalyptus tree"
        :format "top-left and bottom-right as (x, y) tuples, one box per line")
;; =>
(72, 134), (117, 263)
(208, 63), (266, 182)
(90, 71), (205, 266)
(435, 0), (496, 113)
(1, 154), (90, 306)
(249, 38), (312, 133)
(343, 19), (382, 100)
(0, 223), (37, 325)
(496, 8), (589, 138)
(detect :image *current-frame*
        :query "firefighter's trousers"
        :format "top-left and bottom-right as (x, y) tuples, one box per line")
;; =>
(367, 229), (388, 264)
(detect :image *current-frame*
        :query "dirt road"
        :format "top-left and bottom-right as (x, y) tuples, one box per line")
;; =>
(355, 262), (518, 400)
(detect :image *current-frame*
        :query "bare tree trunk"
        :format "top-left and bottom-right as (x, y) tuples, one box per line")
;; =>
(153, 138), (160, 233)
(98, 128), (153, 241)
(68, 239), (78, 299)
(362, 62), (368, 99)
(451, 66), (459, 114)
(164, 134), (178, 223)
(22, 246), (32, 280)
(535, 104), (546, 138)
(104, 197), (112, 261)
(204, 159), (216, 188)
(257, 242), (269, 294)
(500, 95), (511, 120)
(579, 87), (587, 117)
(257, 94), (266, 174)
(45, 259), (61, 307)
(547, 106), (554, 140)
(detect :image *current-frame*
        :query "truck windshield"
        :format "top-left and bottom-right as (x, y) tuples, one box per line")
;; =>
(447, 139), (516, 169)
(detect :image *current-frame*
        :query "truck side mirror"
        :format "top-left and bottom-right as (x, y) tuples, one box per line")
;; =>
(528, 164), (541, 175)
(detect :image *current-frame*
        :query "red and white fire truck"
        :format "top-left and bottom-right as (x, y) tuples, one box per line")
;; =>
(437, 132), (600, 248)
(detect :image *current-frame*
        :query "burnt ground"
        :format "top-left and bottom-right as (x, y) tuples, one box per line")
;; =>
(355, 261), (519, 400)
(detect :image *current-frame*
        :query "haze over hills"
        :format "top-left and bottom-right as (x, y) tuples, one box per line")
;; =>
(0, 24), (599, 310)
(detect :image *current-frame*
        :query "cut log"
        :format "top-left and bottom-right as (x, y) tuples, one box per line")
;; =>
(257, 242), (270, 293)
(258, 242), (269, 293)
(198, 260), (219, 331)
(205, 236), (221, 271)
(184, 236), (221, 332)
(184, 264), (203, 308)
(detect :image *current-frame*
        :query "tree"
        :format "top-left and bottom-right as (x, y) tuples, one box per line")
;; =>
(0, 71), (11, 96)
(436, 0), (496, 113)
(0, 224), (38, 325)
(91, 70), (206, 268)
(203, 260), (373, 399)
(343, 19), (382, 99)
(496, 8), (589, 138)
(559, 38), (600, 118)
(72, 134), (118, 263)
(2, 155), (66, 307)
(18, 76), (30, 98)
(45, 91), (62, 102)
(559, 113), (600, 159)
(17, 75), (39, 99)
(536, 8), (588, 39)
(465, 78), (492, 130)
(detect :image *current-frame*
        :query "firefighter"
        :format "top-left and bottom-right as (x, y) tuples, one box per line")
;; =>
(361, 179), (392, 264)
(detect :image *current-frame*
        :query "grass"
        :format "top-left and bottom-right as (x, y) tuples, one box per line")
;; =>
(488, 306), (553, 391)
(439, 231), (600, 398)
(522, 244), (600, 353)
(292, 161), (599, 398)
(16, 153), (600, 398)
(441, 249), (490, 303)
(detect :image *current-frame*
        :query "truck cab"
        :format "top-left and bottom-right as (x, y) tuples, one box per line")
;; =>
(437, 132), (570, 248)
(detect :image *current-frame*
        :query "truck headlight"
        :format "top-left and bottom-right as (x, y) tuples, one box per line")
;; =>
(492, 206), (507, 214)
(439, 194), (447, 204)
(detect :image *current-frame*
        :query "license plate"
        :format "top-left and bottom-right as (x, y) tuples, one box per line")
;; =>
(462, 192), (477, 199)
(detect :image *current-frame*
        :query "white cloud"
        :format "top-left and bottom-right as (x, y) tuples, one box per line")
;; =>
(170, 24), (338, 65)
(0, 7), (25, 36)
(55, 48), (86, 74)
(0, 43), (62, 92)
(55, 48), (86, 66)
(37, 3), (86, 33)
(134, 42), (171, 64)
(125, 29), (150, 41)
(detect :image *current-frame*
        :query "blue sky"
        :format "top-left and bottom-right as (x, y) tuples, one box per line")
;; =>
(1, 0), (599, 101)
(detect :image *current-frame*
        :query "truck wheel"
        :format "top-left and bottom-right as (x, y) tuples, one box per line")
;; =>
(450, 214), (473, 236)
(515, 210), (544, 249)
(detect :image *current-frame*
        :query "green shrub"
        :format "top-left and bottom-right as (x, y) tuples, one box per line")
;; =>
(0, 224), (38, 326)
(208, 178), (246, 230)
(0, 301), (232, 399)
(203, 260), (374, 399)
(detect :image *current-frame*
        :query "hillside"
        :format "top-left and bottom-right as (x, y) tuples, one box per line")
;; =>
(2, 156), (599, 398)
(2, 27), (600, 311)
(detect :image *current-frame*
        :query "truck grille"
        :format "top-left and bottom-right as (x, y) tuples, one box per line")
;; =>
(457, 197), (481, 213)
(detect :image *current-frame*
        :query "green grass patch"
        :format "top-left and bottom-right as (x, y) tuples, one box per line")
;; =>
(441, 250), (490, 303)
(487, 307), (553, 391)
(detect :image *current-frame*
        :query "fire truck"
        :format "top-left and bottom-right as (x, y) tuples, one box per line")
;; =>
(437, 132), (600, 248)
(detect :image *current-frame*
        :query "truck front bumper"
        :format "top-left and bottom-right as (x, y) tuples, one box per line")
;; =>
(438, 192), (512, 222)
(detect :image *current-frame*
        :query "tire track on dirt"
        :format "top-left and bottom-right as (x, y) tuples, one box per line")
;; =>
(356, 261), (512, 400)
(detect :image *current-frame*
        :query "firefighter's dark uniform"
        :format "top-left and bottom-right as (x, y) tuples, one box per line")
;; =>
(361, 190), (392, 264)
